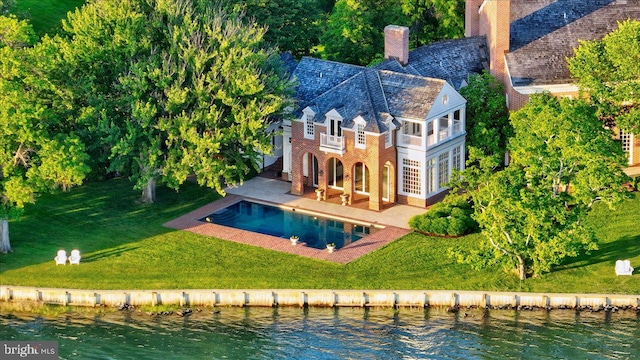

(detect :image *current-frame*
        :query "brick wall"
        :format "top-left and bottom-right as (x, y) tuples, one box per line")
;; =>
(384, 25), (410, 66)
(290, 120), (398, 211)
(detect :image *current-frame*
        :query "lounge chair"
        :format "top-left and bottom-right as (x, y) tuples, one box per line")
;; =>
(615, 260), (634, 276)
(68, 249), (81, 265)
(54, 250), (67, 265)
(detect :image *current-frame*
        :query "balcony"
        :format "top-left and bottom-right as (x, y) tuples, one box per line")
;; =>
(399, 119), (465, 149)
(320, 133), (345, 155)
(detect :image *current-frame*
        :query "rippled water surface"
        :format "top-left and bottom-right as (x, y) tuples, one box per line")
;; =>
(2, 307), (639, 359)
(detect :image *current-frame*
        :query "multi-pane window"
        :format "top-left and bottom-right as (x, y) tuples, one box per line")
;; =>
(305, 114), (314, 137)
(438, 152), (449, 188)
(452, 146), (462, 171)
(425, 158), (435, 194)
(620, 130), (631, 153)
(356, 123), (366, 147)
(402, 158), (422, 195)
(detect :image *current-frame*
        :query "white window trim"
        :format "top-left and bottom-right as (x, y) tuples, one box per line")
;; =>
(302, 109), (315, 140)
(354, 117), (366, 149)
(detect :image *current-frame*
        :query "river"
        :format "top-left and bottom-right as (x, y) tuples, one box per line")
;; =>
(1, 307), (639, 359)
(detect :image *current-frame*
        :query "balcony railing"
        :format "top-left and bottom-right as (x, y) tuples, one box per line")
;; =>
(401, 123), (465, 148)
(320, 133), (345, 154)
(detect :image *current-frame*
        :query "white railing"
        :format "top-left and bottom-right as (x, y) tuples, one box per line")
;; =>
(438, 129), (448, 141)
(320, 133), (344, 150)
(401, 134), (423, 147)
(453, 122), (463, 135)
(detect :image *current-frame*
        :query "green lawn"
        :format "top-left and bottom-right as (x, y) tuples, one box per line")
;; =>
(1, 178), (639, 294)
(11, 0), (86, 37)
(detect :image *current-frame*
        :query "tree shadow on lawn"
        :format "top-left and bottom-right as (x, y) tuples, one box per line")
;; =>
(0, 178), (218, 273)
(552, 234), (640, 272)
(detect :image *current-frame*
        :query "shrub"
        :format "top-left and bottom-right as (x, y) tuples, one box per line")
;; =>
(409, 199), (479, 237)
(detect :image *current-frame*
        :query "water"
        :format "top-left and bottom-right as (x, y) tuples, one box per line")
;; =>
(201, 200), (379, 249)
(2, 307), (639, 359)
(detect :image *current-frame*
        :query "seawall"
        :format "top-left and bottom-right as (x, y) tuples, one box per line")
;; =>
(1, 286), (639, 310)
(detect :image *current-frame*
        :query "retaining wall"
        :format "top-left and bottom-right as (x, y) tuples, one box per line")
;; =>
(1, 286), (638, 310)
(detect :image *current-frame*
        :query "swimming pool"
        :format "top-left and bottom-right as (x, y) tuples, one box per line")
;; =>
(200, 200), (380, 250)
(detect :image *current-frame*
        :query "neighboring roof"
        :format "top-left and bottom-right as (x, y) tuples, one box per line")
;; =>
(405, 36), (488, 90)
(287, 36), (486, 134)
(507, 0), (640, 87)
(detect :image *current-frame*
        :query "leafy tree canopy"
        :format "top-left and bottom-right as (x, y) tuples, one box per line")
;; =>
(0, 16), (89, 253)
(224, 0), (324, 58)
(53, 0), (292, 203)
(400, 0), (464, 47)
(459, 71), (512, 162)
(568, 19), (640, 134)
(450, 94), (629, 279)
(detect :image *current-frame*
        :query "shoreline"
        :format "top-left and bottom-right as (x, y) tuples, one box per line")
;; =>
(2, 286), (639, 313)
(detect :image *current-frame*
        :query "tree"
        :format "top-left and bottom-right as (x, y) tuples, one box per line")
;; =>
(0, 16), (89, 253)
(319, 0), (405, 65)
(459, 71), (512, 162)
(450, 94), (629, 279)
(400, 0), (464, 47)
(224, 0), (324, 58)
(568, 20), (640, 134)
(56, 0), (291, 203)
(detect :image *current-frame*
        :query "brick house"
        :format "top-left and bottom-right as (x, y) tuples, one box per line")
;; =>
(465, 0), (640, 166)
(280, 26), (487, 210)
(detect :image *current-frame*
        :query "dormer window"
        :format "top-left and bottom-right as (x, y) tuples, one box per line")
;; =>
(304, 113), (314, 139)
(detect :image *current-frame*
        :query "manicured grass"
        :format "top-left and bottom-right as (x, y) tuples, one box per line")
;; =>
(11, 0), (86, 37)
(1, 178), (639, 294)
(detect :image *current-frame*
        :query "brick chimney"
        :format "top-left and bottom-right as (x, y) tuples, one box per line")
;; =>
(480, 0), (510, 84)
(384, 25), (409, 66)
(465, 0), (484, 37)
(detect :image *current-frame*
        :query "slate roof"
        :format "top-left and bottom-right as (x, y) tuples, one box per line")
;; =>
(287, 36), (487, 134)
(507, 0), (640, 87)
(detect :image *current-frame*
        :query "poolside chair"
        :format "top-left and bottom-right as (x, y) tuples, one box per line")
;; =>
(68, 249), (81, 265)
(54, 250), (67, 265)
(615, 260), (634, 276)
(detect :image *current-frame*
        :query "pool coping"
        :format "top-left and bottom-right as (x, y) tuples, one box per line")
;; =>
(163, 194), (411, 264)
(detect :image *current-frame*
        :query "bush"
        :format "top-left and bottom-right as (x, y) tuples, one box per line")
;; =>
(409, 199), (478, 237)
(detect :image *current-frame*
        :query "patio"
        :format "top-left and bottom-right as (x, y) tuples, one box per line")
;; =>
(164, 177), (426, 264)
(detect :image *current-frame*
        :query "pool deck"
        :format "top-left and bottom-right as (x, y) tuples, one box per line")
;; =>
(164, 177), (427, 264)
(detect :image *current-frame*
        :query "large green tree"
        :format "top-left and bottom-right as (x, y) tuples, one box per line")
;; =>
(400, 0), (464, 47)
(459, 71), (512, 162)
(451, 94), (629, 279)
(0, 16), (89, 253)
(224, 0), (324, 58)
(319, 0), (406, 65)
(568, 20), (640, 134)
(55, 0), (291, 203)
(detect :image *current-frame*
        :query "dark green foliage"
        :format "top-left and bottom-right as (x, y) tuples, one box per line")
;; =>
(568, 20), (640, 135)
(409, 199), (478, 236)
(224, 0), (324, 58)
(459, 71), (512, 162)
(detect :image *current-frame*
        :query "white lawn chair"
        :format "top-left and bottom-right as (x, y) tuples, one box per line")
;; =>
(615, 260), (634, 276)
(68, 249), (81, 265)
(54, 250), (67, 265)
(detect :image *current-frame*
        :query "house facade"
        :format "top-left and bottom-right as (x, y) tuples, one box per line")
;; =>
(465, 0), (640, 166)
(281, 26), (486, 209)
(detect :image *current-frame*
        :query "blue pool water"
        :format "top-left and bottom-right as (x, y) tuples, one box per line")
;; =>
(200, 200), (379, 249)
